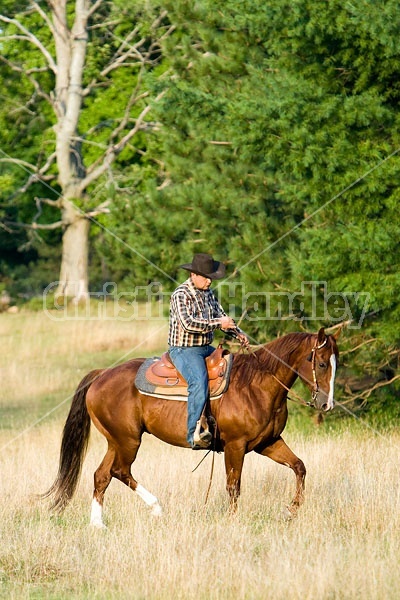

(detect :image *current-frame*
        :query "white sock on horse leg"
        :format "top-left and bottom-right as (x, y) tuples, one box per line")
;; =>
(90, 498), (106, 528)
(135, 483), (162, 516)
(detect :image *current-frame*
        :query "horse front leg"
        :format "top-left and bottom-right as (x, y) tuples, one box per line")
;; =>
(256, 436), (306, 518)
(224, 440), (246, 513)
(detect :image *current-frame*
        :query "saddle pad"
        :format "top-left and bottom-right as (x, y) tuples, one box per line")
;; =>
(135, 354), (233, 401)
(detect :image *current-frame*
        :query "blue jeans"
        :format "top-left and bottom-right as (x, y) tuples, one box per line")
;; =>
(169, 345), (215, 445)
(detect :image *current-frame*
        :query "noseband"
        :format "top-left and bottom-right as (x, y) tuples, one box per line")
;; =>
(309, 338), (327, 404)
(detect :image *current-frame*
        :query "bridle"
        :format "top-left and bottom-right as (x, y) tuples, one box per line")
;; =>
(237, 334), (331, 408)
(309, 338), (328, 404)
(269, 337), (329, 408)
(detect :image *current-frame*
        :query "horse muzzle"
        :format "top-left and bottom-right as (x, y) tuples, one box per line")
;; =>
(311, 389), (335, 412)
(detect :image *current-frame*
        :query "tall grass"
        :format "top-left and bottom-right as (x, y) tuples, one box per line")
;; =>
(0, 306), (167, 429)
(1, 310), (399, 599)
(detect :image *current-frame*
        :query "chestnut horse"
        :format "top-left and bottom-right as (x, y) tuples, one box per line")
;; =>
(44, 327), (339, 527)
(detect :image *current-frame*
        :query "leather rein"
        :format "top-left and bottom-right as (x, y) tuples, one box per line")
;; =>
(247, 337), (328, 408)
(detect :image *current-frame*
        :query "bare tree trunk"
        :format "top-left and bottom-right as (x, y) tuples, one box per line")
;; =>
(53, 0), (90, 299)
(58, 215), (90, 300)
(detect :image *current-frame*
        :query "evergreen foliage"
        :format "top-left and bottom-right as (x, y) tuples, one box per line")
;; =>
(105, 0), (400, 409)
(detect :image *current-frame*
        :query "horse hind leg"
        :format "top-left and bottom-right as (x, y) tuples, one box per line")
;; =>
(110, 444), (162, 517)
(91, 447), (115, 528)
(256, 436), (306, 519)
(90, 443), (162, 528)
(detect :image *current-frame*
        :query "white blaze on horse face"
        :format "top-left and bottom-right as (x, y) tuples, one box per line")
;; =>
(90, 498), (106, 528)
(135, 484), (163, 516)
(327, 354), (337, 410)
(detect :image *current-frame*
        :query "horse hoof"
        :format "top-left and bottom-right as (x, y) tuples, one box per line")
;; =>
(151, 502), (163, 517)
(282, 505), (296, 521)
(90, 520), (107, 530)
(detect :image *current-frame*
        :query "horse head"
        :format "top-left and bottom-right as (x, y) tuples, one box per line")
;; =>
(298, 327), (340, 412)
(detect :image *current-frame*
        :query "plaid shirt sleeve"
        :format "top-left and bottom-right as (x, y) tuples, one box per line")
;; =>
(168, 280), (227, 347)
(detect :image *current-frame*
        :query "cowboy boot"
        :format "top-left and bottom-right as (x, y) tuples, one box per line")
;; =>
(193, 418), (212, 447)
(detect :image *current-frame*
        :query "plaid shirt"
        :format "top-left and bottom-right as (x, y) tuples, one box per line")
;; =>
(168, 278), (230, 347)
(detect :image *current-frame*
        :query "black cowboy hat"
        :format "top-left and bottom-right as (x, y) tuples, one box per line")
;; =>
(179, 253), (226, 280)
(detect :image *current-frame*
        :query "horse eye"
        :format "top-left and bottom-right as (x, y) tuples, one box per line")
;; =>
(318, 362), (327, 369)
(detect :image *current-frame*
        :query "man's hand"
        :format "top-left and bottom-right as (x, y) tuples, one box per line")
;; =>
(220, 316), (236, 330)
(236, 332), (250, 349)
(220, 318), (250, 348)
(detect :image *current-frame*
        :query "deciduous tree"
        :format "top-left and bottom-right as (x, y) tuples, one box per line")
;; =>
(0, 0), (172, 298)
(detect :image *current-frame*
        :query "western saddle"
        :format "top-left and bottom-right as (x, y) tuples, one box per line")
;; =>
(145, 345), (231, 397)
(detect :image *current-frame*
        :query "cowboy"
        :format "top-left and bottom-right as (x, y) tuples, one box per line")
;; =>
(168, 253), (249, 449)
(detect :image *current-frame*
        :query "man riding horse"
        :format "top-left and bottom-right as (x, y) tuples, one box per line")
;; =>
(168, 253), (249, 449)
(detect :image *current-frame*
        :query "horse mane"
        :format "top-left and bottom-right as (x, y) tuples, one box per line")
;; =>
(231, 332), (314, 388)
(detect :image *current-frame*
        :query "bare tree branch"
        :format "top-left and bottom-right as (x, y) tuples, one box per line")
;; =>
(35, 197), (63, 208)
(87, 0), (103, 18)
(4, 219), (63, 231)
(30, 220), (64, 230)
(324, 320), (353, 334)
(0, 55), (53, 105)
(339, 337), (378, 356)
(80, 92), (165, 191)
(82, 33), (145, 96)
(0, 152), (57, 201)
(0, 15), (57, 74)
(0, 222), (14, 234)
(31, 1), (57, 39)
(37, 151), (58, 177)
(82, 12), (171, 96)
(109, 84), (149, 145)
(342, 374), (400, 405)
(25, 66), (50, 75)
(85, 200), (111, 218)
(88, 19), (122, 31)
(0, 158), (38, 170)
(0, 151), (57, 178)
(149, 9), (170, 35)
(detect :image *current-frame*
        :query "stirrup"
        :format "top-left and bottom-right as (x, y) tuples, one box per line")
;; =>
(193, 419), (212, 445)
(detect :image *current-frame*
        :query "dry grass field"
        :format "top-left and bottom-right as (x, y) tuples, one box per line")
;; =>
(1, 308), (399, 599)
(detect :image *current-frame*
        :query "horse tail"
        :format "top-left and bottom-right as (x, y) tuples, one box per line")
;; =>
(43, 369), (103, 513)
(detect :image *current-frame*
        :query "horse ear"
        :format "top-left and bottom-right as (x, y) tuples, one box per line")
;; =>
(333, 327), (341, 340)
(317, 327), (326, 345)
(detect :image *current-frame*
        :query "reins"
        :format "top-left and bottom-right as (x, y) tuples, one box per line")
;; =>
(191, 435), (216, 506)
(272, 338), (328, 406)
(245, 341), (311, 406)
(271, 373), (312, 407)
(191, 449), (212, 473)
